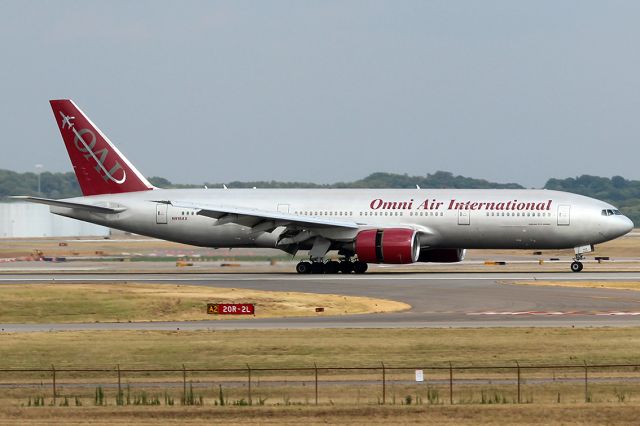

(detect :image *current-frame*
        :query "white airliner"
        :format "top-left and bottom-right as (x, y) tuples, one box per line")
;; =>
(16, 100), (634, 273)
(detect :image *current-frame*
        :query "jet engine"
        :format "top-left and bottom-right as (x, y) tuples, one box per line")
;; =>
(417, 248), (466, 263)
(354, 228), (420, 264)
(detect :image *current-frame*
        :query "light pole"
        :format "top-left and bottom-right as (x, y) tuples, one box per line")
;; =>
(35, 164), (43, 195)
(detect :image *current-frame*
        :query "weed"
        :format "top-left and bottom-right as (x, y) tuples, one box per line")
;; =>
(218, 384), (225, 406)
(94, 386), (105, 406)
(183, 381), (195, 405)
(427, 387), (440, 404)
(133, 391), (160, 405)
(480, 390), (508, 404)
(615, 389), (628, 403)
(164, 392), (174, 406)
(116, 389), (124, 406)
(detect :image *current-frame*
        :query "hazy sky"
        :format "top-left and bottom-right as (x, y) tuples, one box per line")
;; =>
(1, 1), (639, 188)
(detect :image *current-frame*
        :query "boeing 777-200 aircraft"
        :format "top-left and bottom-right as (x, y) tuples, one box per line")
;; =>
(16, 100), (634, 273)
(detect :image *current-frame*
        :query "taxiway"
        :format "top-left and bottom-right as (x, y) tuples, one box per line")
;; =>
(1, 272), (640, 331)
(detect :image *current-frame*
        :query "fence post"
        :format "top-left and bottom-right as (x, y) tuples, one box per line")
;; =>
(516, 361), (521, 404)
(51, 364), (56, 404)
(117, 364), (122, 404)
(314, 362), (318, 406)
(584, 361), (589, 402)
(182, 364), (187, 405)
(449, 361), (453, 405)
(247, 364), (252, 406)
(381, 362), (386, 405)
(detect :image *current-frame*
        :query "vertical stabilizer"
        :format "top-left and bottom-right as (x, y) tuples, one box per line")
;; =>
(49, 99), (154, 196)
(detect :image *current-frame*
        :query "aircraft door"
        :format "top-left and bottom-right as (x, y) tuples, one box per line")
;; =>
(557, 205), (570, 226)
(277, 204), (290, 214)
(458, 209), (470, 225)
(156, 203), (168, 224)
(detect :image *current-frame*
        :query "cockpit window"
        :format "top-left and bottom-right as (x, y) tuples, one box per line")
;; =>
(613, 209), (622, 215)
(602, 209), (623, 216)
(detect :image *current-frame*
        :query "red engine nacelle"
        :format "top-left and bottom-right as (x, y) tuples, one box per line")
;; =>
(354, 228), (420, 264)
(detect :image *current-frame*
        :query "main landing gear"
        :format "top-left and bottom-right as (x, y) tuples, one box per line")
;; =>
(296, 259), (368, 274)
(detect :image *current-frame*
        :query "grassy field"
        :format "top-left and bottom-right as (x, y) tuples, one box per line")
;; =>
(0, 327), (639, 422)
(2, 404), (640, 425)
(2, 328), (640, 368)
(511, 280), (640, 292)
(0, 283), (408, 323)
(1, 328), (640, 423)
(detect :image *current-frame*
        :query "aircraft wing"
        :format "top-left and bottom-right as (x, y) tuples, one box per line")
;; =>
(165, 200), (360, 230)
(12, 196), (126, 214)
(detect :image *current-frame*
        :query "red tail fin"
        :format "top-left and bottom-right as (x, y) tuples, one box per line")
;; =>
(50, 100), (154, 196)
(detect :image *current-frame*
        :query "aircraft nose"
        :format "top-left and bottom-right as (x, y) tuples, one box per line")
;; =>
(622, 216), (634, 234)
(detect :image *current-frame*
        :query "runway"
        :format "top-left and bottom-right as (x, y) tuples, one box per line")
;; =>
(2, 272), (640, 331)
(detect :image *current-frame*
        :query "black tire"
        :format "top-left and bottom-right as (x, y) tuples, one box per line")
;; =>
(339, 261), (353, 274)
(311, 262), (325, 274)
(296, 261), (311, 274)
(325, 261), (340, 274)
(570, 261), (583, 272)
(353, 261), (368, 274)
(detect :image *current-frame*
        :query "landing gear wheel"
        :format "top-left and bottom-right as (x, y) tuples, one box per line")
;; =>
(339, 261), (354, 274)
(296, 261), (312, 274)
(325, 261), (340, 274)
(311, 262), (325, 274)
(353, 261), (368, 274)
(570, 261), (583, 272)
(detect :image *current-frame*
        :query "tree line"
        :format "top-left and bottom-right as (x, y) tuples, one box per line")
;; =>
(2, 169), (639, 224)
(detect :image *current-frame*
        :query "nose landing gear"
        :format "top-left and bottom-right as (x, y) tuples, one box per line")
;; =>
(570, 260), (584, 272)
(570, 245), (593, 272)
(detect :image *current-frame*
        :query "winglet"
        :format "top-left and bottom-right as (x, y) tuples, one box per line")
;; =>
(49, 100), (154, 196)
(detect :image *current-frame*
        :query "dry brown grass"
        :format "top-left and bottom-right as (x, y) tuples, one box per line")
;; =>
(0, 283), (409, 323)
(2, 328), (640, 369)
(1, 404), (640, 425)
(510, 281), (640, 291)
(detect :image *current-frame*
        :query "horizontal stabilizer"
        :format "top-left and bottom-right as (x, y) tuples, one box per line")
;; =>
(11, 196), (126, 214)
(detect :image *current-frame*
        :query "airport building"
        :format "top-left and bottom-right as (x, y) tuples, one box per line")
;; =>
(0, 202), (109, 238)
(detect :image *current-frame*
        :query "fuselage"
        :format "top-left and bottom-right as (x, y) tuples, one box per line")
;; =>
(51, 188), (633, 252)
(32, 99), (636, 273)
